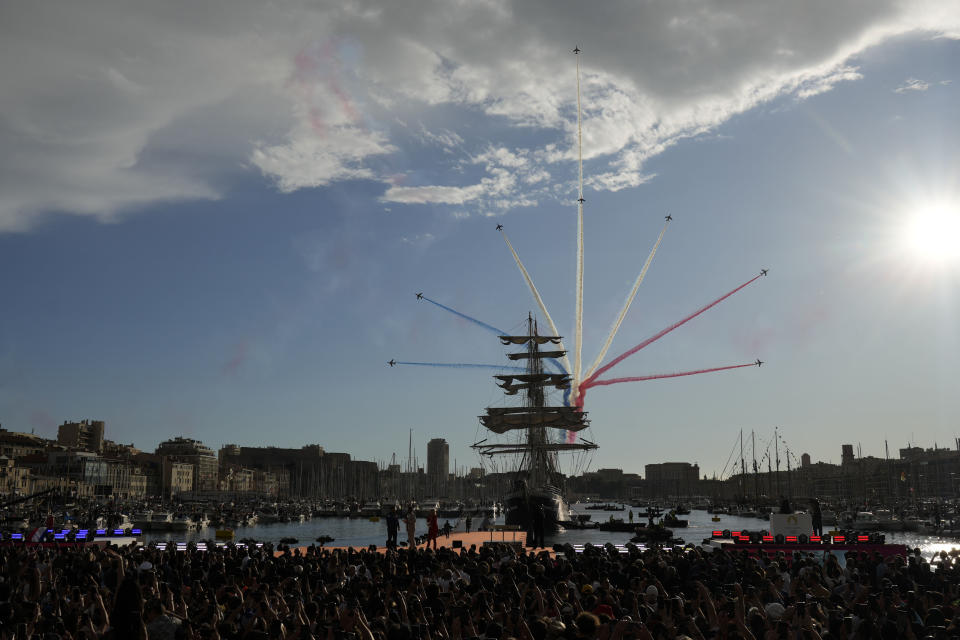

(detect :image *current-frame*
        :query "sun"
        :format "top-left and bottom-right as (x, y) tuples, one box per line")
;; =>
(902, 202), (960, 265)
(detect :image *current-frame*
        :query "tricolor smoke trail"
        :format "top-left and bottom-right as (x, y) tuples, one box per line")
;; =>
(575, 362), (760, 413)
(582, 273), (763, 393)
(395, 361), (526, 372)
(500, 230), (573, 376)
(584, 217), (670, 380)
(421, 296), (505, 335)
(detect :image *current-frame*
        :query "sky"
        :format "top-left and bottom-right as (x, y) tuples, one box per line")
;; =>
(1, 1), (959, 480)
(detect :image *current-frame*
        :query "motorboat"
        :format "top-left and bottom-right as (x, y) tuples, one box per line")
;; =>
(852, 512), (879, 531)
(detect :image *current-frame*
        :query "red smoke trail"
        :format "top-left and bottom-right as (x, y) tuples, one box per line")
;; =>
(578, 362), (759, 408)
(222, 341), (249, 376)
(582, 273), (763, 390)
(589, 362), (759, 388)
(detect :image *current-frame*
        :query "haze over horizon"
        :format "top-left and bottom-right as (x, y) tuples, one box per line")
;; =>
(1, 1), (959, 480)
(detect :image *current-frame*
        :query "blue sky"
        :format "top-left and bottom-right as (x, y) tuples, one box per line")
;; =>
(1, 2), (959, 479)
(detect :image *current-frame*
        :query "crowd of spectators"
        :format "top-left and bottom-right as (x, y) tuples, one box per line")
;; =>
(1, 538), (959, 640)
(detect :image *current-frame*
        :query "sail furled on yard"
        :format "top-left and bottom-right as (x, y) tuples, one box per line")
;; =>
(479, 407), (589, 433)
(473, 440), (598, 456)
(495, 374), (571, 393)
(499, 335), (563, 346)
(507, 350), (567, 360)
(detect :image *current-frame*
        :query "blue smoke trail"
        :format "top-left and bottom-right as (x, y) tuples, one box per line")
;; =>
(421, 295), (568, 381)
(422, 296), (505, 335)
(396, 361), (526, 371)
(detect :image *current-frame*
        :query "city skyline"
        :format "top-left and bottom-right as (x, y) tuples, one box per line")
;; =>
(5, 418), (958, 482)
(1, 3), (959, 477)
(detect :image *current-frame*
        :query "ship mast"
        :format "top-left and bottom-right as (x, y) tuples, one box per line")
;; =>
(472, 314), (596, 465)
(527, 315), (551, 489)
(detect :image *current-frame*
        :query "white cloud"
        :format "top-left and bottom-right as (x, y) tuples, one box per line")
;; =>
(382, 183), (487, 205)
(380, 144), (547, 207)
(400, 232), (436, 246)
(1, 0), (959, 230)
(415, 124), (465, 151)
(895, 77), (932, 93)
(252, 124), (395, 192)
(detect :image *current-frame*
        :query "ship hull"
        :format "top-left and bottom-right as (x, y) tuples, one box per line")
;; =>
(504, 486), (569, 534)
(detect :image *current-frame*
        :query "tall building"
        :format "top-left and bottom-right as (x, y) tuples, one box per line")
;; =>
(156, 437), (218, 493)
(427, 438), (449, 496)
(57, 420), (105, 453)
(841, 444), (855, 466)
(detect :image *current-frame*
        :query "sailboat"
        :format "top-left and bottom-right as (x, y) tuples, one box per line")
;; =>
(473, 314), (597, 533)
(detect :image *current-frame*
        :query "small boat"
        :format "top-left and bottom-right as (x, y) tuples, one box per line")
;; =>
(630, 524), (679, 544)
(279, 537), (299, 545)
(169, 514), (196, 532)
(852, 512), (879, 531)
(316, 535), (335, 546)
(598, 519), (640, 532)
(663, 514), (688, 528)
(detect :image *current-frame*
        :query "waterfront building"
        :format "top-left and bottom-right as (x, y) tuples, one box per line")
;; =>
(102, 440), (141, 458)
(41, 451), (135, 498)
(568, 468), (642, 500)
(644, 462), (700, 499)
(57, 419), (105, 453)
(0, 427), (48, 459)
(252, 469), (281, 495)
(219, 444), (323, 497)
(0, 456), (30, 496)
(28, 473), (94, 498)
(156, 437), (218, 493)
(219, 465), (255, 493)
(129, 469), (148, 498)
(162, 460), (194, 498)
(131, 453), (164, 497)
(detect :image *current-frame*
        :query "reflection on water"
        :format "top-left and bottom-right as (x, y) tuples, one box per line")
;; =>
(144, 506), (960, 556)
(144, 513), (490, 549)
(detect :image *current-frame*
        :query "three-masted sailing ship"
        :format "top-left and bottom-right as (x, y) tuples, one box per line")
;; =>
(473, 314), (597, 532)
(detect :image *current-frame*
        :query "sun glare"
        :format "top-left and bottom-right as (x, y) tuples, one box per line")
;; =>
(903, 203), (960, 265)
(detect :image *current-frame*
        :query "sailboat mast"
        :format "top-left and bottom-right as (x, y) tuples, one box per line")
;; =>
(739, 429), (745, 498)
(752, 430), (759, 502)
(767, 448), (772, 496)
(785, 440), (792, 499)
(774, 427), (781, 497)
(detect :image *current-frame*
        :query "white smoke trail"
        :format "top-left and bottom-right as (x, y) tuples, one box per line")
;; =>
(500, 231), (573, 376)
(572, 47), (585, 405)
(584, 218), (670, 379)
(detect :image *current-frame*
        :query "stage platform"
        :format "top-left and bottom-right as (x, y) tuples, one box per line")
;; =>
(279, 528), (536, 556)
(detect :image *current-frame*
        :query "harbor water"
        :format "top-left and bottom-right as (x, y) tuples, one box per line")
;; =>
(143, 505), (960, 556)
